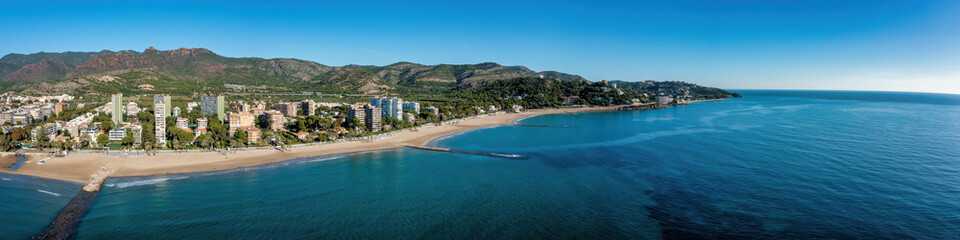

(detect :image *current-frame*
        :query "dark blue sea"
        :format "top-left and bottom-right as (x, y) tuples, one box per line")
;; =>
(2, 90), (959, 239)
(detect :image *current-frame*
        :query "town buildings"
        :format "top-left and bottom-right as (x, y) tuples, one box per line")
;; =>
(425, 106), (440, 116)
(238, 126), (260, 144)
(130, 124), (143, 145)
(348, 105), (365, 127)
(370, 97), (420, 121)
(260, 110), (286, 131)
(186, 102), (199, 111)
(228, 112), (255, 134)
(300, 100), (316, 116)
(201, 95), (225, 121)
(54, 102), (69, 115)
(108, 127), (126, 141)
(111, 93), (123, 123)
(402, 112), (416, 123)
(197, 117), (208, 131)
(364, 105), (382, 131)
(154, 95), (171, 146)
(402, 101), (420, 113)
(175, 118), (189, 130)
(561, 96), (580, 105)
(275, 102), (298, 117)
(126, 102), (140, 117)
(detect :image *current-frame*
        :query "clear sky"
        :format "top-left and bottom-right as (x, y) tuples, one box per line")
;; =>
(1, 0), (958, 93)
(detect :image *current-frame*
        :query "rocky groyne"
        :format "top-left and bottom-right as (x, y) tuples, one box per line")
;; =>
(35, 165), (112, 240)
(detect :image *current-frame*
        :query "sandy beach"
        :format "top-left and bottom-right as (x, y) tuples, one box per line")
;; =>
(1, 107), (620, 183)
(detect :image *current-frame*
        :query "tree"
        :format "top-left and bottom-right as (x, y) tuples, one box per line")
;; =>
(186, 109), (202, 123)
(121, 134), (134, 147)
(235, 130), (248, 145)
(137, 110), (155, 124)
(195, 133), (213, 149)
(288, 118), (307, 132)
(141, 123), (156, 147)
(207, 114), (228, 140)
(346, 117), (360, 130)
(97, 134), (109, 146)
(257, 117), (273, 130)
(100, 120), (114, 132)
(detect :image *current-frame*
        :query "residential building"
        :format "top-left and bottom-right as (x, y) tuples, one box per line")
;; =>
(80, 126), (100, 143)
(126, 102), (140, 117)
(40, 105), (54, 120)
(130, 124), (142, 145)
(108, 127), (126, 141)
(12, 111), (32, 124)
(561, 96), (580, 105)
(186, 102), (199, 111)
(655, 96), (674, 105)
(54, 102), (69, 115)
(197, 117), (208, 131)
(387, 97), (403, 119)
(0, 111), (11, 124)
(240, 102), (251, 113)
(111, 93), (123, 123)
(473, 106), (486, 114)
(154, 95), (170, 146)
(364, 105), (382, 132)
(402, 101), (420, 113)
(201, 95), (225, 121)
(175, 117), (189, 130)
(260, 110), (286, 131)
(172, 106), (182, 117)
(294, 132), (309, 140)
(239, 126), (260, 144)
(369, 98), (382, 111)
(300, 100), (316, 116)
(369, 97), (405, 119)
(402, 112), (416, 123)
(229, 112), (255, 134)
(275, 102), (297, 117)
(511, 105), (523, 113)
(425, 107), (440, 116)
(348, 105), (366, 130)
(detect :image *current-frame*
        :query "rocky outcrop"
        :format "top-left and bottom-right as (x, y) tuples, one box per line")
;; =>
(258, 58), (332, 81)
(68, 47), (229, 77)
(2, 59), (72, 82)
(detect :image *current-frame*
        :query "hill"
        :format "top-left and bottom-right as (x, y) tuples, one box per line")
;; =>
(608, 80), (741, 99)
(0, 47), (588, 97)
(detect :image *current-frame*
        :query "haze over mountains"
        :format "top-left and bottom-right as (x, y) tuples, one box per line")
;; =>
(0, 47), (588, 96)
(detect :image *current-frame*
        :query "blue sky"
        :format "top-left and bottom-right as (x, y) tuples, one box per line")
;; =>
(1, 0), (958, 93)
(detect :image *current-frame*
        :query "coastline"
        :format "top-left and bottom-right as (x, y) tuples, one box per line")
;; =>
(1, 106), (623, 184)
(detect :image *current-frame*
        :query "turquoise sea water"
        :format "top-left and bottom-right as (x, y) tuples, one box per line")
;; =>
(2, 90), (959, 239)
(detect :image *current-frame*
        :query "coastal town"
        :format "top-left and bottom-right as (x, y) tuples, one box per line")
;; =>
(0, 79), (712, 155)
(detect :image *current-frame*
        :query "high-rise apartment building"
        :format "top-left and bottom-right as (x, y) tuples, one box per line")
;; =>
(111, 93), (123, 123)
(154, 95), (170, 146)
(364, 105), (382, 132)
(201, 95), (225, 121)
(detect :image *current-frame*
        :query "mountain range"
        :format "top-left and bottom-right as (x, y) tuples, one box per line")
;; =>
(0, 47), (587, 96)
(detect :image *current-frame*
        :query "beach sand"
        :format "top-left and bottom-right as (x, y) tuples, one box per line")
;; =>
(0, 107), (619, 183)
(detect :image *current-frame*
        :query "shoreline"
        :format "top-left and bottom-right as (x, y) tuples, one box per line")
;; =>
(1, 106), (625, 184)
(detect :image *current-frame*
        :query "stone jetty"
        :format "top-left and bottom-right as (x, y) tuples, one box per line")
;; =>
(35, 165), (112, 240)
(404, 145), (524, 159)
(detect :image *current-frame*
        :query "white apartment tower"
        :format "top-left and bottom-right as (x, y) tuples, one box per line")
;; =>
(154, 95), (170, 146)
